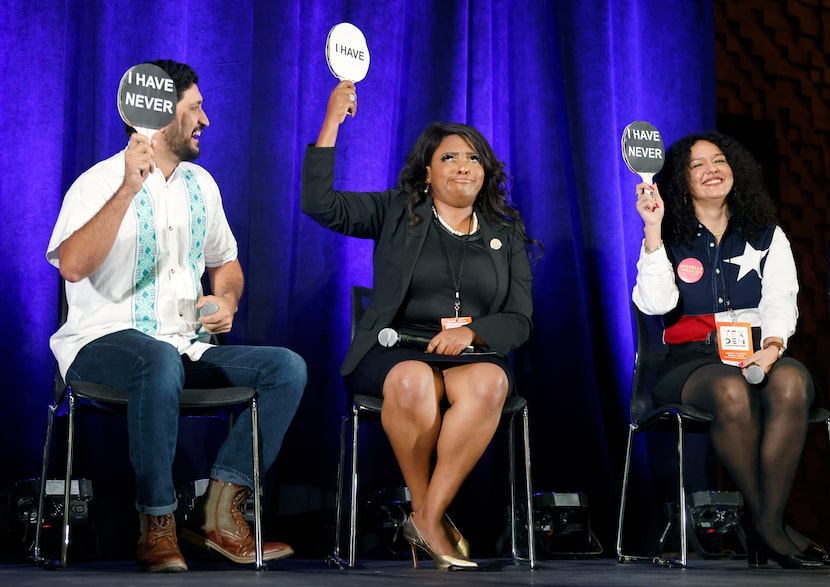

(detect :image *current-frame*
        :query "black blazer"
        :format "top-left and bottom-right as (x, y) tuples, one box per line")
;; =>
(301, 146), (533, 376)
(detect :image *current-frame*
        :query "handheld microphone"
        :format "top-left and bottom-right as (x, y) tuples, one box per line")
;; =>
(744, 363), (765, 385)
(377, 328), (433, 349)
(377, 328), (476, 352)
(200, 301), (219, 316)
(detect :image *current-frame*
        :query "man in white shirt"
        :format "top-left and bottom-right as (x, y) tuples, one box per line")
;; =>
(46, 60), (306, 573)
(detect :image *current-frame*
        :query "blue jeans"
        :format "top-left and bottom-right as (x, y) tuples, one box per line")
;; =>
(65, 329), (307, 516)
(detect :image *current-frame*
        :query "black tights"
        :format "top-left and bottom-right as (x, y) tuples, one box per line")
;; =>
(682, 358), (814, 556)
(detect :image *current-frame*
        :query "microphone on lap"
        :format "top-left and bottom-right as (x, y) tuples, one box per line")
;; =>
(744, 363), (765, 385)
(377, 328), (477, 352)
(377, 328), (434, 350)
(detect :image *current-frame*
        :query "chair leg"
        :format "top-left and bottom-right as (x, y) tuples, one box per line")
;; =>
(521, 405), (536, 569)
(347, 403), (360, 568)
(508, 412), (519, 560)
(32, 404), (57, 567)
(59, 393), (76, 568)
(505, 406), (537, 568)
(675, 414), (688, 568)
(332, 415), (349, 565)
(249, 397), (265, 571)
(615, 423), (635, 562)
(616, 418), (689, 568)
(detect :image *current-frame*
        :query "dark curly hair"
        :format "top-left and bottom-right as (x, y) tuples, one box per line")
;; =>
(125, 59), (199, 135)
(656, 132), (777, 246)
(398, 122), (541, 252)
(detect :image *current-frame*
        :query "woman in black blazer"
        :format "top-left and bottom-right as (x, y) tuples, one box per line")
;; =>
(302, 80), (540, 570)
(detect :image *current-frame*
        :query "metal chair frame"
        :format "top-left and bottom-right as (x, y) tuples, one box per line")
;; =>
(31, 376), (266, 571)
(330, 286), (537, 569)
(616, 304), (830, 568)
(32, 284), (266, 570)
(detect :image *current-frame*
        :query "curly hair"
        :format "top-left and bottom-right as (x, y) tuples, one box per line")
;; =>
(125, 59), (199, 135)
(656, 132), (777, 246)
(398, 122), (541, 251)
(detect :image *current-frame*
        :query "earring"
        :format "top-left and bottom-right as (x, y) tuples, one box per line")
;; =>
(423, 184), (429, 194)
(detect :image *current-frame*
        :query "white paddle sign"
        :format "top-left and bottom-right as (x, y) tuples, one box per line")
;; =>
(326, 22), (370, 82)
(117, 63), (177, 140)
(621, 121), (665, 195)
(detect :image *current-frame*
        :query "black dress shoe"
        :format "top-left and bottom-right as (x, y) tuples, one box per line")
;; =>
(747, 528), (822, 569)
(768, 550), (823, 569)
(802, 542), (830, 565)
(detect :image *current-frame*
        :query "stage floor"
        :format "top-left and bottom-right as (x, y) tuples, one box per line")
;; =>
(1, 557), (830, 586)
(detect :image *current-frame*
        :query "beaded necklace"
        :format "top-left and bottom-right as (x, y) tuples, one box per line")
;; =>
(432, 205), (479, 236)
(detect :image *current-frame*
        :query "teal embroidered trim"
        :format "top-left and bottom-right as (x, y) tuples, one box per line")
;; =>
(182, 169), (206, 297)
(132, 186), (159, 333)
(131, 170), (206, 333)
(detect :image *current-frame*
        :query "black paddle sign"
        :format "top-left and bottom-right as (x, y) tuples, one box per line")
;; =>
(621, 120), (665, 185)
(117, 63), (177, 139)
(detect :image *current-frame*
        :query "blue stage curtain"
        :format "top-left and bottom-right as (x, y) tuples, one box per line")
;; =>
(0, 0), (713, 551)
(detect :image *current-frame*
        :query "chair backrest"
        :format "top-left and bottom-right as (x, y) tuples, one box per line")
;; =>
(350, 286), (373, 342)
(630, 303), (668, 423)
(54, 277), (232, 406)
(54, 279), (70, 402)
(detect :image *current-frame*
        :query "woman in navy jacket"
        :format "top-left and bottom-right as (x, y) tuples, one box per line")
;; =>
(632, 132), (824, 569)
(302, 80), (538, 570)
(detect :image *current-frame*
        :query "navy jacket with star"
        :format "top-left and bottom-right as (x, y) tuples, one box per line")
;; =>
(633, 222), (799, 347)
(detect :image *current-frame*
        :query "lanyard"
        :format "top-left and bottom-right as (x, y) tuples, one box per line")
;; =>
(435, 216), (474, 318)
(711, 228), (737, 322)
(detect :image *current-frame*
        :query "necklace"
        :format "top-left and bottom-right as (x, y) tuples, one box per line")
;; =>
(432, 205), (478, 236)
(703, 213), (729, 239)
(711, 220), (728, 238)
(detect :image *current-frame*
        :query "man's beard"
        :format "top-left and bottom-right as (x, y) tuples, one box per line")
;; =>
(165, 126), (201, 162)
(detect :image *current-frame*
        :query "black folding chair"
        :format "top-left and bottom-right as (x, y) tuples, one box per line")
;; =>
(330, 286), (537, 569)
(616, 304), (830, 567)
(31, 283), (266, 570)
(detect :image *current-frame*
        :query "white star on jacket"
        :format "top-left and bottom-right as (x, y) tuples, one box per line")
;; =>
(724, 242), (769, 281)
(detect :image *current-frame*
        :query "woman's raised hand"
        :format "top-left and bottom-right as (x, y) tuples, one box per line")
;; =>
(635, 181), (664, 227)
(316, 80), (358, 147)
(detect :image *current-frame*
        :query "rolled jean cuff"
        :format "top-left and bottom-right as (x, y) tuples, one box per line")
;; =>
(210, 466), (252, 489)
(137, 498), (178, 516)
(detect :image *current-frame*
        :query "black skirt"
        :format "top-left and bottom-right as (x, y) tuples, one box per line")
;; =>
(653, 340), (727, 405)
(344, 344), (515, 399)
(653, 337), (820, 407)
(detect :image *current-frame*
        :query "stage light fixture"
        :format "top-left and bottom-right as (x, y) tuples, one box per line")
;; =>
(12, 478), (92, 526)
(687, 490), (744, 536)
(657, 490), (745, 559)
(365, 486), (411, 558)
(533, 491), (602, 557)
(8, 478), (93, 560)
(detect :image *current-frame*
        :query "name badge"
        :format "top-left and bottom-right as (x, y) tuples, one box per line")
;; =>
(716, 322), (754, 365)
(441, 316), (472, 330)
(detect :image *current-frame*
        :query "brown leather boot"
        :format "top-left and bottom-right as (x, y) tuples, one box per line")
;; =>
(137, 513), (188, 572)
(181, 479), (293, 564)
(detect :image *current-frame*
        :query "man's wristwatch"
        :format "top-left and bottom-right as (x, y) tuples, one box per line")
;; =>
(763, 340), (785, 358)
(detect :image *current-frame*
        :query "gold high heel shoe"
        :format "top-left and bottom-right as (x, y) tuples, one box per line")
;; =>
(402, 515), (478, 570)
(443, 514), (470, 557)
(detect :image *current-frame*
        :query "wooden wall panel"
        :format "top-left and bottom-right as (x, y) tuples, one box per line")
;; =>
(715, 0), (830, 548)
